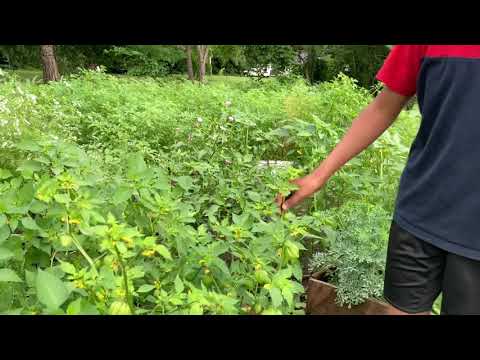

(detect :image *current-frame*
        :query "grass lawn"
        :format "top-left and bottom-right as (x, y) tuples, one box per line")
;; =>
(5, 68), (43, 82)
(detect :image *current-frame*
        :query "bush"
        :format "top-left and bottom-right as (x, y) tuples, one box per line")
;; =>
(308, 202), (391, 307)
(0, 71), (420, 314)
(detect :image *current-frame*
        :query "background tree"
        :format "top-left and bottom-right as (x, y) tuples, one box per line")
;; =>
(40, 45), (60, 82)
(185, 46), (194, 81)
(242, 45), (297, 77)
(210, 45), (247, 75)
(196, 45), (209, 83)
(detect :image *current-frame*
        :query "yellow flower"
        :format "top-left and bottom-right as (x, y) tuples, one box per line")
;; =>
(121, 236), (134, 247)
(96, 291), (105, 301)
(142, 249), (155, 257)
(73, 279), (86, 289)
(69, 219), (81, 225)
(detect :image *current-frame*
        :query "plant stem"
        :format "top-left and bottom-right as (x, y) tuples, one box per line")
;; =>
(114, 245), (136, 315)
(71, 233), (98, 277)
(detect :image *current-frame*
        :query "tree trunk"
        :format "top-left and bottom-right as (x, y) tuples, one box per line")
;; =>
(40, 45), (60, 83)
(197, 45), (209, 83)
(304, 46), (315, 85)
(186, 45), (195, 82)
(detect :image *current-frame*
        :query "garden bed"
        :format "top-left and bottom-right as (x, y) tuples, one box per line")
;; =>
(305, 272), (391, 315)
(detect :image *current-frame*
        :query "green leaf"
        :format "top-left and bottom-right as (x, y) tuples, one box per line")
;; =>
(175, 176), (194, 191)
(291, 264), (303, 281)
(17, 160), (43, 178)
(211, 258), (231, 277)
(261, 308), (282, 315)
(21, 217), (40, 231)
(17, 182), (35, 205)
(54, 194), (70, 204)
(29, 200), (48, 214)
(59, 261), (76, 275)
(246, 191), (262, 202)
(269, 287), (283, 308)
(0, 214), (6, 227)
(0, 225), (10, 244)
(66, 298), (82, 315)
(127, 152), (147, 179)
(79, 300), (100, 315)
(154, 169), (171, 191)
(36, 269), (71, 309)
(174, 276), (184, 293)
(137, 284), (155, 293)
(35, 178), (58, 203)
(9, 219), (17, 232)
(156, 244), (172, 260)
(0, 169), (13, 180)
(0, 247), (14, 261)
(25, 270), (36, 287)
(281, 287), (294, 307)
(0, 268), (22, 282)
(1, 308), (23, 315)
(190, 303), (203, 315)
(112, 186), (133, 205)
(17, 138), (41, 152)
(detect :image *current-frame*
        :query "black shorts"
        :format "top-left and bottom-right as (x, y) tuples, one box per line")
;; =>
(384, 221), (480, 315)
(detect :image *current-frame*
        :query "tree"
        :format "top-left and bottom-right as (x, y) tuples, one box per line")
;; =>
(40, 45), (60, 82)
(185, 46), (194, 81)
(196, 45), (209, 83)
(242, 45), (297, 78)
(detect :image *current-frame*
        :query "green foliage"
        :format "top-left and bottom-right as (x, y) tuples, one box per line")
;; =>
(103, 46), (185, 77)
(0, 70), (420, 314)
(243, 45), (298, 76)
(308, 202), (391, 307)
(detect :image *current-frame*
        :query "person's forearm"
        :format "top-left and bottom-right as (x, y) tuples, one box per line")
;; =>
(311, 89), (409, 186)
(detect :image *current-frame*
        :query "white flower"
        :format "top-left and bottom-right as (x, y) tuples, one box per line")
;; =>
(228, 116), (235, 122)
(197, 117), (203, 123)
(27, 94), (37, 104)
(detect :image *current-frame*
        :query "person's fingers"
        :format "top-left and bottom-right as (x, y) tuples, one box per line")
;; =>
(282, 191), (302, 211)
(283, 186), (313, 210)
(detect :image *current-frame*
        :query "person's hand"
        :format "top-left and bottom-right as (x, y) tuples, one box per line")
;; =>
(275, 174), (324, 213)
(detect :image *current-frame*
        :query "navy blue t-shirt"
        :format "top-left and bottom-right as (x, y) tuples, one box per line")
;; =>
(377, 45), (480, 261)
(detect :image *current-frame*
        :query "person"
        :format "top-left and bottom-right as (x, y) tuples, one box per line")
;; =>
(278, 45), (480, 315)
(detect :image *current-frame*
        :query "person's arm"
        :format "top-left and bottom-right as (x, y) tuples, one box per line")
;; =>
(280, 86), (411, 211)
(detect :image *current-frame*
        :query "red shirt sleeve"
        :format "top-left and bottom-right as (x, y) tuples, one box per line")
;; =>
(376, 45), (428, 97)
